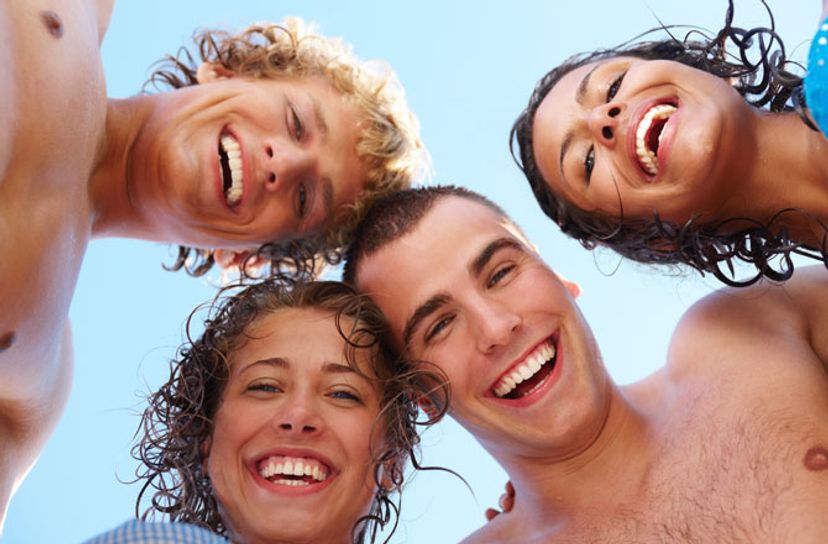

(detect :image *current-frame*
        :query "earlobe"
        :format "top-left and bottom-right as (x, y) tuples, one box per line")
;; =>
(196, 62), (236, 84)
(200, 437), (212, 473)
(555, 273), (582, 299)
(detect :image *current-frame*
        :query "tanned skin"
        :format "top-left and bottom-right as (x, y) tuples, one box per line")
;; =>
(355, 195), (828, 543)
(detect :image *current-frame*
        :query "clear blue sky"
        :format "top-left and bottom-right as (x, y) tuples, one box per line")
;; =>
(3, 1), (819, 542)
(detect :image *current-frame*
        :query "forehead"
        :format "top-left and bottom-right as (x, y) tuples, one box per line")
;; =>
(531, 60), (604, 202)
(357, 197), (531, 340)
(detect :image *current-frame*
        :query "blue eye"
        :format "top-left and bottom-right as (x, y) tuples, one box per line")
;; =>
(290, 106), (304, 140)
(248, 383), (281, 393)
(330, 390), (361, 402)
(488, 265), (515, 288)
(425, 315), (454, 343)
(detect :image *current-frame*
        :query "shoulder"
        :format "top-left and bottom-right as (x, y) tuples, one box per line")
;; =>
(83, 519), (228, 544)
(666, 266), (828, 377)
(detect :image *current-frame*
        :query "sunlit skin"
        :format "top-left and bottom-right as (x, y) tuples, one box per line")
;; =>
(532, 56), (828, 236)
(0, 0), (369, 530)
(206, 308), (382, 544)
(355, 195), (828, 542)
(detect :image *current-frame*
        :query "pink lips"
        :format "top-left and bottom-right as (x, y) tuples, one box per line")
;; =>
(249, 447), (338, 497)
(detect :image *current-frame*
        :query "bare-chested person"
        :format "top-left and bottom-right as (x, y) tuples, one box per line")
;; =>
(0, 0), (424, 529)
(344, 186), (828, 543)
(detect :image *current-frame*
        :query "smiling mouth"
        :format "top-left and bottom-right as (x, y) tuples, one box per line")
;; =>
(634, 102), (677, 177)
(218, 132), (243, 206)
(492, 337), (557, 399)
(258, 455), (331, 488)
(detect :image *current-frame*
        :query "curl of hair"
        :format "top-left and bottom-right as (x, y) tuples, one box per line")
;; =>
(133, 279), (449, 543)
(150, 17), (428, 280)
(510, 0), (828, 286)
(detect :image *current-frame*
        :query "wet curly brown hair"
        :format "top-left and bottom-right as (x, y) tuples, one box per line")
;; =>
(511, 0), (827, 287)
(145, 17), (428, 280)
(132, 279), (448, 543)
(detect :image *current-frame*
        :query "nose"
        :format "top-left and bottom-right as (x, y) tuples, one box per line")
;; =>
(469, 296), (522, 354)
(262, 141), (315, 193)
(273, 393), (322, 436)
(587, 102), (623, 147)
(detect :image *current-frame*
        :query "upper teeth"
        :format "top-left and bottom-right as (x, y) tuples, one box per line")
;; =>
(220, 134), (243, 205)
(634, 103), (676, 176)
(258, 455), (329, 486)
(493, 340), (556, 398)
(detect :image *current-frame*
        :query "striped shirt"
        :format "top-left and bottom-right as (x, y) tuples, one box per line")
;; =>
(84, 520), (228, 544)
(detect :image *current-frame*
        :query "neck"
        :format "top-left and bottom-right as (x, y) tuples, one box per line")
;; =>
(490, 386), (654, 532)
(88, 95), (162, 241)
(722, 111), (828, 249)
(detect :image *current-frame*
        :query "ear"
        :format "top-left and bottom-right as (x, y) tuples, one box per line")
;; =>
(417, 395), (441, 420)
(200, 436), (212, 474)
(213, 249), (268, 277)
(379, 458), (399, 493)
(196, 62), (236, 84)
(555, 272), (581, 299)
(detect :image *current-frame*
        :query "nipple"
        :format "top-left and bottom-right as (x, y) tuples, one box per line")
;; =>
(804, 447), (828, 471)
(40, 11), (64, 38)
(0, 331), (15, 353)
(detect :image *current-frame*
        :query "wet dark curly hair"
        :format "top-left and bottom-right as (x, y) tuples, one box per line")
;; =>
(132, 279), (448, 543)
(145, 17), (427, 281)
(511, 0), (827, 287)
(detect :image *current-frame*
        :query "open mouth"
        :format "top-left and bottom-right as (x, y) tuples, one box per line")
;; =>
(218, 132), (243, 206)
(492, 337), (557, 400)
(257, 455), (331, 488)
(634, 102), (677, 177)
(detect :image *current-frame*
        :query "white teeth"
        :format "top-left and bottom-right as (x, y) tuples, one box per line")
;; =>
(258, 455), (329, 483)
(634, 104), (676, 176)
(493, 340), (557, 398)
(220, 134), (243, 206)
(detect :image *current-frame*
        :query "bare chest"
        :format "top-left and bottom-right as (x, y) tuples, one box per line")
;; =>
(562, 396), (828, 543)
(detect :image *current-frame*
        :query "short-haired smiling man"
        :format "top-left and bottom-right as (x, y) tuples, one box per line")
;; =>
(344, 186), (828, 542)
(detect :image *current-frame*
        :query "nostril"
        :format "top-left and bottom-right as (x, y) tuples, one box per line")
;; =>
(602, 126), (613, 139)
(268, 172), (276, 183)
(280, 423), (292, 430)
(609, 107), (621, 118)
(266, 146), (274, 158)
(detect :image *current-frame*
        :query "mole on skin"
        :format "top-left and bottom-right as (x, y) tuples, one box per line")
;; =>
(804, 447), (828, 471)
(40, 10), (64, 38)
(0, 331), (15, 353)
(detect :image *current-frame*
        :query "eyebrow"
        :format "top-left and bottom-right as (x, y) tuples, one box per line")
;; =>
(308, 92), (329, 139)
(240, 358), (358, 376)
(558, 63), (602, 189)
(471, 237), (524, 276)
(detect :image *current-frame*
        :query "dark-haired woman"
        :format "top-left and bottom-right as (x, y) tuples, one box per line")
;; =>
(86, 280), (445, 544)
(512, 0), (828, 286)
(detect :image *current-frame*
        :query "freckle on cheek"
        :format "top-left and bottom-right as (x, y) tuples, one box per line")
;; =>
(804, 447), (828, 471)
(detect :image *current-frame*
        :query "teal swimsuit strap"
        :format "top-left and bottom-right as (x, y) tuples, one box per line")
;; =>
(805, 16), (828, 136)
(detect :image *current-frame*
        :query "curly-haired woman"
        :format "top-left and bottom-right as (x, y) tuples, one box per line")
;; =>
(512, 0), (828, 286)
(87, 280), (446, 543)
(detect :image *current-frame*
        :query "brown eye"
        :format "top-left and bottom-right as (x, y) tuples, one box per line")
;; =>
(606, 71), (626, 102)
(297, 183), (307, 218)
(584, 145), (595, 184)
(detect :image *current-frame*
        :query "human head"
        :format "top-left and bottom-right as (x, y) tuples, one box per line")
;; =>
(146, 17), (427, 279)
(510, 1), (816, 286)
(133, 280), (446, 543)
(345, 186), (611, 461)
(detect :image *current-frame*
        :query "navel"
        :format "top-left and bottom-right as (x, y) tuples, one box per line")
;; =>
(0, 331), (16, 353)
(803, 446), (828, 471)
(40, 11), (64, 38)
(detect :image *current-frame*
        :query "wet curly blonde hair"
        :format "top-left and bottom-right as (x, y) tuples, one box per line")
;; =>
(147, 17), (428, 279)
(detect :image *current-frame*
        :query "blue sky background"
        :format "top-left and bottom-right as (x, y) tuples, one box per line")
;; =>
(3, 1), (819, 542)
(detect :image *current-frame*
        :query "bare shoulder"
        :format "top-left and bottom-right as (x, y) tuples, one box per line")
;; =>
(667, 266), (828, 378)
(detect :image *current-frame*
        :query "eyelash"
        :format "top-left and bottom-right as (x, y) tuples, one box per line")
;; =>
(248, 383), (281, 394)
(488, 264), (515, 288)
(425, 314), (455, 343)
(584, 70), (627, 184)
(290, 105), (305, 140)
(330, 390), (361, 403)
(297, 183), (308, 218)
